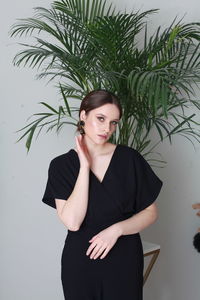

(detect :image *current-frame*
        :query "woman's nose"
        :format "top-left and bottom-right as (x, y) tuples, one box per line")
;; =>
(104, 123), (111, 133)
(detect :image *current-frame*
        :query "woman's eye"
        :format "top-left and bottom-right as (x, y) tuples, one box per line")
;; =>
(97, 117), (118, 125)
(97, 117), (104, 121)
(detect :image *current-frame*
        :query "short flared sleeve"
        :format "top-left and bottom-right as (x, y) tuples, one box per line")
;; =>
(42, 155), (75, 209)
(133, 149), (163, 214)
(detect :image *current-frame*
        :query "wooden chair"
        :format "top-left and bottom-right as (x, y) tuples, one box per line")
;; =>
(142, 240), (160, 286)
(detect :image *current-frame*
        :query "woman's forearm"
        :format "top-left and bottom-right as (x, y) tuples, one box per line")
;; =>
(60, 166), (90, 231)
(113, 208), (158, 236)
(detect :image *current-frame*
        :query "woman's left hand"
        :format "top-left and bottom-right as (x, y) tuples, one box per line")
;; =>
(86, 224), (122, 260)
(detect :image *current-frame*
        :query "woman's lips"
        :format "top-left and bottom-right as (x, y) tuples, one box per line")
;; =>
(98, 135), (107, 139)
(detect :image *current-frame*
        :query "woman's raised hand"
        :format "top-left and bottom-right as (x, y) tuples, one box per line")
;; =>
(75, 135), (91, 169)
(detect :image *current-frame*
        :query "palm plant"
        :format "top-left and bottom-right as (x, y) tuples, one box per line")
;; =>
(10, 0), (200, 166)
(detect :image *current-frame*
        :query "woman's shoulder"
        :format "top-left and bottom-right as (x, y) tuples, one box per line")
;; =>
(118, 143), (138, 155)
(118, 144), (146, 162)
(50, 148), (75, 166)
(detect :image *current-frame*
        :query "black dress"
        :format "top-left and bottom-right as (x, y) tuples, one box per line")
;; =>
(42, 144), (163, 300)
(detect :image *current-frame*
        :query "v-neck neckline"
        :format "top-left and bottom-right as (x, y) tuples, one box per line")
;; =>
(70, 144), (120, 185)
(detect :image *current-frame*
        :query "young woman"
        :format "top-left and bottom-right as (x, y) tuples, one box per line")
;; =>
(42, 89), (163, 300)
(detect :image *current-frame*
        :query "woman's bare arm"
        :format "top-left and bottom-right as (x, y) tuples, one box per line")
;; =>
(112, 203), (158, 235)
(55, 166), (90, 231)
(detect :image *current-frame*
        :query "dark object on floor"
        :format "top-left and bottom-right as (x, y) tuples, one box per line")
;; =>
(192, 203), (200, 253)
(193, 232), (200, 253)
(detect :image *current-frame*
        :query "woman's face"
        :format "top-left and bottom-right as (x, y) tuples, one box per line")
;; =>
(80, 103), (120, 144)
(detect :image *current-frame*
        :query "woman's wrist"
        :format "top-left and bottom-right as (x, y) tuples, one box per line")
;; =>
(111, 222), (123, 237)
(79, 165), (90, 172)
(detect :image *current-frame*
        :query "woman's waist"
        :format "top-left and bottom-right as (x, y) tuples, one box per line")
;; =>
(68, 218), (126, 233)
(67, 219), (140, 239)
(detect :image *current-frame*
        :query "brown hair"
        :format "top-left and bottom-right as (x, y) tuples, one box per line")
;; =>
(76, 89), (122, 134)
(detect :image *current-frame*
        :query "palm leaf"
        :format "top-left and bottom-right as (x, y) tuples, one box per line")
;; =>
(10, 1), (200, 164)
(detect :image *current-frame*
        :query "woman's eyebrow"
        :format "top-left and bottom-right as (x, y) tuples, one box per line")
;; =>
(96, 113), (119, 121)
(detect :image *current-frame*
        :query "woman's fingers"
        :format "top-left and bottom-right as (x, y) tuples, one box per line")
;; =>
(99, 247), (110, 259)
(88, 243), (106, 259)
(92, 245), (106, 259)
(86, 236), (111, 260)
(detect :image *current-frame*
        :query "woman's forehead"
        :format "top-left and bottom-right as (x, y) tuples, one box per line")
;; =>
(92, 104), (120, 118)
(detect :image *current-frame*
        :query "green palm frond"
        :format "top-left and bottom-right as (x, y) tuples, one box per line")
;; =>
(53, 0), (116, 21)
(10, 0), (200, 165)
(14, 100), (77, 152)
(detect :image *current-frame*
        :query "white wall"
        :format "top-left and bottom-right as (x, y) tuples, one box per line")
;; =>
(1, 0), (200, 299)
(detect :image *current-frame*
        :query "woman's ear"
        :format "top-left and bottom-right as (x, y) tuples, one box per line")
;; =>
(80, 110), (86, 121)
